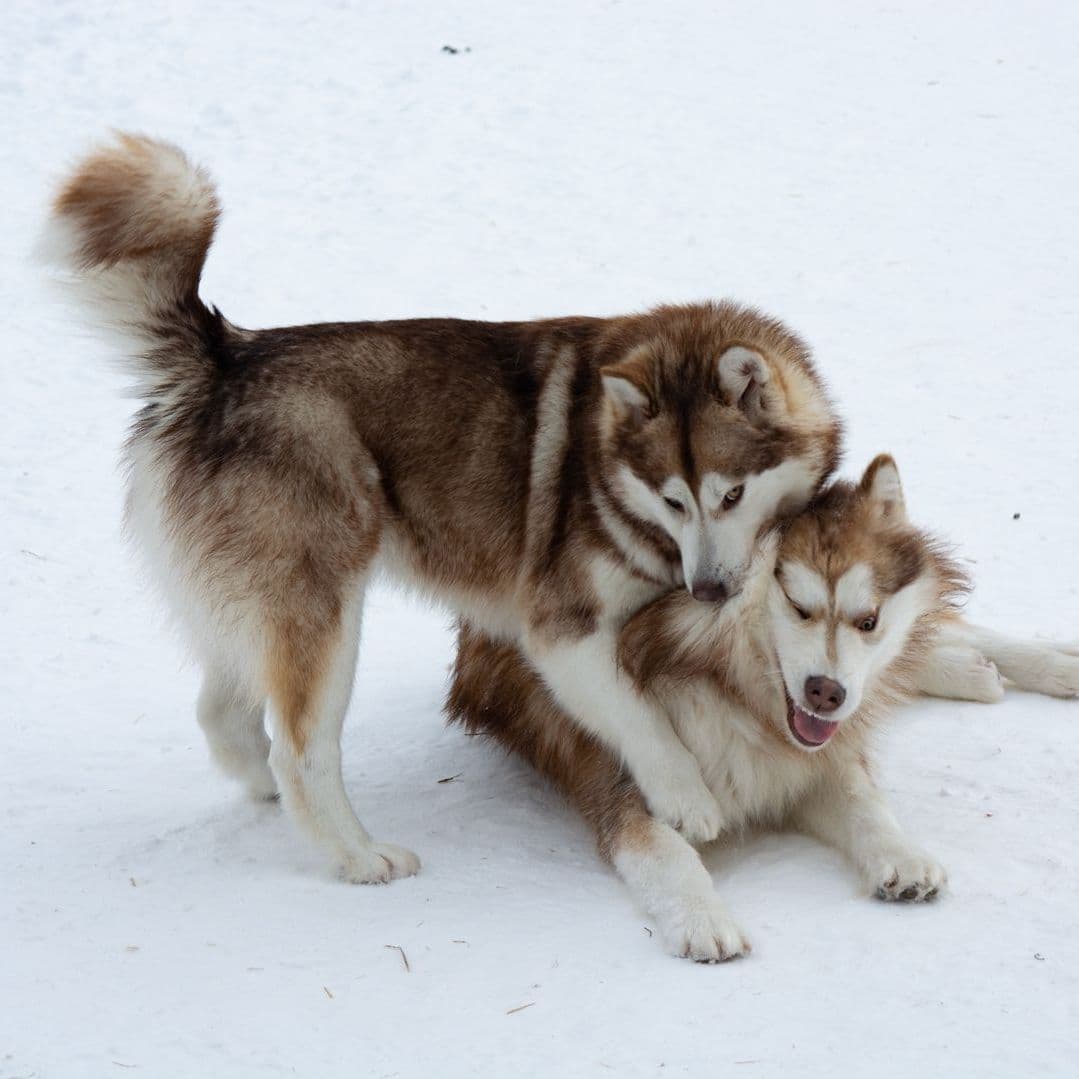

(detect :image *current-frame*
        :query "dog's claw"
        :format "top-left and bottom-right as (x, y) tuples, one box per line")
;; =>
(868, 848), (947, 903)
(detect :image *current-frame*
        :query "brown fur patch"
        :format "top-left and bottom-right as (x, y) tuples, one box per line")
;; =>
(55, 133), (218, 283)
(596, 303), (838, 500)
(266, 619), (336, 754)
(447, 623), (652, 863)
(777, 479), (968, 606)
(617, 590), (725, 690)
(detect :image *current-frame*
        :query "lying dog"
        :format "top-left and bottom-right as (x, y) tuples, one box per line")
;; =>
(449, 456), (1079, 960)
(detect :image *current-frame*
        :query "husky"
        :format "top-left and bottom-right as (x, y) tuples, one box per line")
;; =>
(448, 456), (1079, 960)
(45, 134), (842, 881)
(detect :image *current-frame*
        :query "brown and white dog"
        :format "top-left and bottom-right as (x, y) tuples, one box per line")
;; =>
(45, 134), (842, 881)
(448, 457), (1079, 960)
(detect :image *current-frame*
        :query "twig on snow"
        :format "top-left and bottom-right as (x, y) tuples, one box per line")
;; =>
(385, 944), (411, 972)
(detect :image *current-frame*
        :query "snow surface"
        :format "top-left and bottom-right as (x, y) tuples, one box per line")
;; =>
(3, 2), (1079, 1076)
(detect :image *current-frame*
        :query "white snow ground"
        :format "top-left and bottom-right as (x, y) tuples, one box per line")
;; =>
(3, 2), (1079, 1076)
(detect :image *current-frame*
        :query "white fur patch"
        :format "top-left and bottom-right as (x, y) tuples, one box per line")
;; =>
(717, 345), (769, 403)
(602, 373), (649, 414)
(780, 562), (829, 615)
(698, 471), (740, 516)
(588, 554), (663, 622)
(614, 464), (665, 524)
(835, 563), (876, 620)
(659, 476), (695, 516)
(866, 459), (906, 522)
(524, 630), (723, 843)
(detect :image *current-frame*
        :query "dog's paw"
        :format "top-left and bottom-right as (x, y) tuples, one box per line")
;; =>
(635, 762), (724, 844)
(339, 841), (421, 885)
(991, 641), (1079, 698)
(244, 763), (280, 802)
(957, 655), (1006, 703)
(1036, 646), (1079, 699)
(642, 773), (723, 845)
(660, 898), (751, 963)
(866, 848), (946, 902)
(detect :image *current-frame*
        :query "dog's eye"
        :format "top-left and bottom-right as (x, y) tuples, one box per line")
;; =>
(663, 496), (685, 514)
(857, 613), (878, 633)
(723, 485), (744, 509)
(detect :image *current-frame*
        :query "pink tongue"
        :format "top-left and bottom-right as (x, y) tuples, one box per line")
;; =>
(792, 706), (839, 746)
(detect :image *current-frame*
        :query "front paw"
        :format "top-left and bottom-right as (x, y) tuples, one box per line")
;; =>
(866, 848), (946, 902)
(660, 897), (752, 963)
(641, 771), (723, 845)
(338, 841), (421, 884)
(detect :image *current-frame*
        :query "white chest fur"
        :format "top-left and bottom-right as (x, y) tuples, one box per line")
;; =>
(664, 684), (825, 832)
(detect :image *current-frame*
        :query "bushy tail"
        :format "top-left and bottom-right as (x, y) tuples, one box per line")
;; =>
(43, 132), (226, 401)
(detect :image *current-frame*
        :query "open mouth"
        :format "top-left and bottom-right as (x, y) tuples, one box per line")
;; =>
(785, 694), (839, 748)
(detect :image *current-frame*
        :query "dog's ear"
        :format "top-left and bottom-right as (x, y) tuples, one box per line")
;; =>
(718, 346), (770, 421)
(601, 345), (654, 422)
(860, 454), (907, 523)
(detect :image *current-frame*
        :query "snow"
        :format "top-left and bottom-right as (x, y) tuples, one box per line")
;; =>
(3, 1), (1079, 1075)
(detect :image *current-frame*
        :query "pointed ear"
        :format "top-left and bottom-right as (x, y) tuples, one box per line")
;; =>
(718, 346), (771, 420)
(860, 454), (907, 523)
(600, 346), (654, 422)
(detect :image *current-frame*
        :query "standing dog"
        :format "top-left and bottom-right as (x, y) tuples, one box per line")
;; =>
(449, 456), (1079, 959)
(46, 135), (841, 880)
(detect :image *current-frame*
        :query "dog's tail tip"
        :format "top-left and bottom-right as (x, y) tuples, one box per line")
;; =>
(45, 132), (219, 282)
(42, 134), (227, 399)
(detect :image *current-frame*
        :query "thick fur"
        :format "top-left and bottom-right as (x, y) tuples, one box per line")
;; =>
(46, 134), (842, 880)
(448, 458), (1079, 960)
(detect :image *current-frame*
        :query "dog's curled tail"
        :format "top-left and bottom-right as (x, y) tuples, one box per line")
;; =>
(43, 132), (226, 402)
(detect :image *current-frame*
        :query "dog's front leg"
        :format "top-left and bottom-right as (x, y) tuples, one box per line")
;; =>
(611, 816), (750, 962)
(524, 629), (724, 844)
(791, 762), (946, 902)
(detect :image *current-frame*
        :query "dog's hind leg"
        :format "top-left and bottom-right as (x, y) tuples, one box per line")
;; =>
(196, 669), (277, 801)
(266, 579), (420, 884)
(920, 617), (1079, 701)
(960, 623), (1079, 699)
(915, 643), (1005, 703)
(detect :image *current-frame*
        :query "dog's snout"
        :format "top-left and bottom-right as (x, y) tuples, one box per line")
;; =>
(690, 580), (728, 604)
(804, 676), (846, 715)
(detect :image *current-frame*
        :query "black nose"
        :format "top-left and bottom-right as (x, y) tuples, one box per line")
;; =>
(690, 580), (728, 603)
(804, 676), (846, 715)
